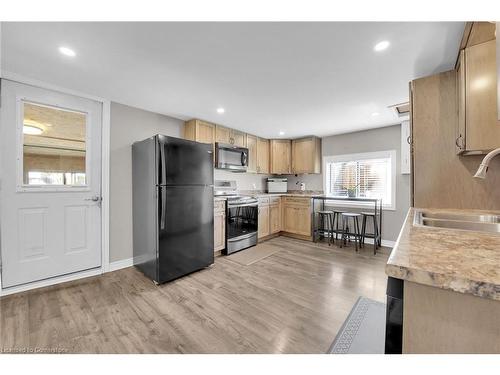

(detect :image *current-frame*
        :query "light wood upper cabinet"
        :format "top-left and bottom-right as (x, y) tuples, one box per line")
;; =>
(231, 130), (246, 147)
(246, 134), (258, 173)
(457, 39), (500, 153)
(215, 125), (246, 147)
(256, 137), (270, 174)
(184, 119), (215, 145)
(401, 120), (411, 174)
(291, 137), (321, 174)
(270, 139), (291, 174)
(456, 49), (466, 154)
(215, 125), (231, 144)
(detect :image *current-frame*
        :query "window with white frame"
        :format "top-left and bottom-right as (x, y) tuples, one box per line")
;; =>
(323, 150), (396, 210)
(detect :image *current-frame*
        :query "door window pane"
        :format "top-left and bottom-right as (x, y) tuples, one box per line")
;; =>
(22, 102), (87, 186)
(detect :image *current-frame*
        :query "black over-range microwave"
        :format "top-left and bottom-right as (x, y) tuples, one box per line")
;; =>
(215, 142), (248, 172)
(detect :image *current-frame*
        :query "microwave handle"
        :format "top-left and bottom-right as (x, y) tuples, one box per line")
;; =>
(241, 151), (248, 166)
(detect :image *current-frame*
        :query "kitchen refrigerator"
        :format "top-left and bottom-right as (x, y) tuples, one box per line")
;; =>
(132, 135), (214, 284)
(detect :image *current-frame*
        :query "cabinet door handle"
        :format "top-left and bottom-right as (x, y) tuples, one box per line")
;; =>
(455, 135), (463, 149)
(406, 135), (411, 145)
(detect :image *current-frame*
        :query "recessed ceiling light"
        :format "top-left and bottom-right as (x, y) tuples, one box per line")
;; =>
(371, 112), (380, 117)
(216, 107), (225, 114)
(374, 41), (390, 52)
(279, 131), (285, 136)
(59, 46), (76, 57)
(23, 124), (43, 135)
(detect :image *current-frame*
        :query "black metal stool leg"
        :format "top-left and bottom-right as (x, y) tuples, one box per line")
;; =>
(328, 214), (333, 246)
(361, 215), (366, 248)
(354, 217), (359, 252)
(341, 216), (347, 247)
(335, 212), (340, 241)
(330, 213), (335, 245)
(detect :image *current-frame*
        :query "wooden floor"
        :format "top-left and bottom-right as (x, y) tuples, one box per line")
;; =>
(0, 237), (389, 353)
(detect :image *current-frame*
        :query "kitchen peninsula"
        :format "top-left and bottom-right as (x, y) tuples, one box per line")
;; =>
(386, 208), (500, 353)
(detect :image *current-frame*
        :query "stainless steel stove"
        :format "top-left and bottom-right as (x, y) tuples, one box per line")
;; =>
(214, 180), (258, 255)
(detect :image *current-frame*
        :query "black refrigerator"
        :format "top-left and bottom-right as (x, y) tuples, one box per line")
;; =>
(132, 135), (214, 284)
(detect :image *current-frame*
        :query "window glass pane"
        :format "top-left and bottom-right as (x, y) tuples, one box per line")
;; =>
(326, 155), (392, 205)
(22, 102), (87, 186)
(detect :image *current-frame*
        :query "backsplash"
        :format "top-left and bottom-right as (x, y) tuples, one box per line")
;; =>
(214, 169), (325, 194)
(213, 169), (272, 190)
(286, 174), (323, 191)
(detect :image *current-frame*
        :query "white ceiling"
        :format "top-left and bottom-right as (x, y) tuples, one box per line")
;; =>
(1, 22), (464, 138)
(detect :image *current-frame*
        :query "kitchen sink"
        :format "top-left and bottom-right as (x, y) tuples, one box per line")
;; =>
(413, 209), (500, 234)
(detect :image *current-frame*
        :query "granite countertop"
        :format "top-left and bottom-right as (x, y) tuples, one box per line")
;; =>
(214, 191), (324, 200)
(386, 207), (500, 301)
(242, 190), (324, 198)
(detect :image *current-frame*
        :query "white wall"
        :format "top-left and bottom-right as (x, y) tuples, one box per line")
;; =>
(109, 102), (183, 262)
(288, 125), (410, 242)
(110, 103), (275, 262)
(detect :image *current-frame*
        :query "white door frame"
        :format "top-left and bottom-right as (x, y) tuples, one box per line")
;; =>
(0, 71), (110, 296)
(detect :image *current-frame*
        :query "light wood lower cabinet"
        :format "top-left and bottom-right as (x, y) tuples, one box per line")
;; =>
(214, 200), (226, 252)
(282, 197), (312, 237)
(269, 197), (282, 234)
(258, 196), (282, 239)
(258, 196), (311, 239)
(258, 205), (270, 239)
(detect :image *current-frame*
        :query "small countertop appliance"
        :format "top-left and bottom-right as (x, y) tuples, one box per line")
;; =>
(267, 178), (288, 193)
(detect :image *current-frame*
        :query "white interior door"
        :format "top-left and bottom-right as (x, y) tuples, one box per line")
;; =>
(0, 80), (102, 289)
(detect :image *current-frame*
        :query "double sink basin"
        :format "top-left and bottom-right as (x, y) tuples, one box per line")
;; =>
(414, 209), (500, 234)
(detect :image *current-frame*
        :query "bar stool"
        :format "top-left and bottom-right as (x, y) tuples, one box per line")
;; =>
(340, 213), (362, 252)
(361, 211), (379, 255)
(331, 209), (346, 241)
(317, 210), (334, 245)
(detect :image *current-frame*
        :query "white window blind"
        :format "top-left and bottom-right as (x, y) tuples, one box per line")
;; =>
(324, 150), (396, 209)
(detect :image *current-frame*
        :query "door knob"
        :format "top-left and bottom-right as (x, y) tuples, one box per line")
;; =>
(85, 196), (102, 202)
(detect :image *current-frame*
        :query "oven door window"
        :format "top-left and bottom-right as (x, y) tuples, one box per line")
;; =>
(227, 205), (258, 239)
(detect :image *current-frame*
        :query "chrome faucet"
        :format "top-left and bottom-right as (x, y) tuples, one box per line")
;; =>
(474, 148), (500, 179)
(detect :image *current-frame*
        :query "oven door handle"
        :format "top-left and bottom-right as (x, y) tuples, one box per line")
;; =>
(227, 233), (257, 242)
(228, 203), (258, 208)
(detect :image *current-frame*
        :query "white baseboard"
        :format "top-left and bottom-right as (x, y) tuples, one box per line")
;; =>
(109, 257), (134, 272)
(362, 238), (395, 248)
(0, 258), (134, 297)
(0, 267), (102, 297)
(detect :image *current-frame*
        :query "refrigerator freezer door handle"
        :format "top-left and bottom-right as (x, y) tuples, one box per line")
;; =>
(160, 141), (166, 185)
(160, 188), (166, 230)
